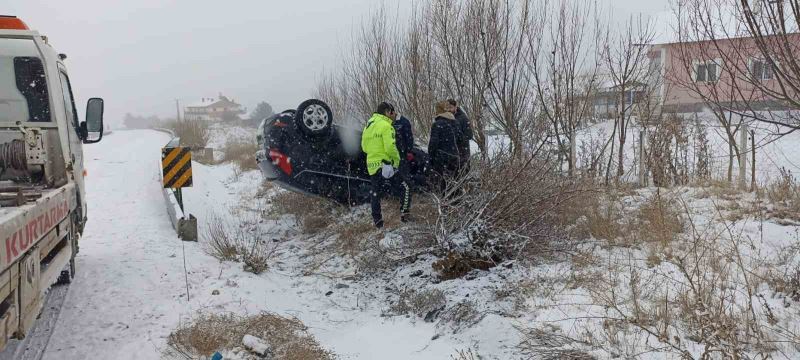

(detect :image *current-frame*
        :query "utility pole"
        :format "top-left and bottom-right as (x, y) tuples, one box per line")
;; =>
(175, 99), (181, 122)
(638, 128), (647, 187)
(739, 123), (749, 190)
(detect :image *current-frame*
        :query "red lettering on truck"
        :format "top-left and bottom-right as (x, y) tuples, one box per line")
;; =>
(4, 200), (70, 264)
(5, 232), (18, 263)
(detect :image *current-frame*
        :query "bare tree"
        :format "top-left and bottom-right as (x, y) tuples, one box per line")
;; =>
(529, 0), (603, 176)
(668, 1), (748, 183)
(342, 6), (399, 122)
(475, 0), (540, 158)
(601, 16), (657, 181)
(389, 5), (440, 138)
(735, 0), (800, 130)
(430, 0), (504, 154)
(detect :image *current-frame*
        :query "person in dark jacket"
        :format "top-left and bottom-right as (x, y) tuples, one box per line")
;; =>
(393, 114), (414, 179)
(447, 99), (473, 171)
(428, 101), (461, 191)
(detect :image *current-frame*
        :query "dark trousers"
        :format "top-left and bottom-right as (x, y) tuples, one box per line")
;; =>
(430, 157), (459, 193)
(370, 172), (411, 225)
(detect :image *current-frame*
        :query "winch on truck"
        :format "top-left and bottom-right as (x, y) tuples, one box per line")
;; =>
(0, 15), (104, 350)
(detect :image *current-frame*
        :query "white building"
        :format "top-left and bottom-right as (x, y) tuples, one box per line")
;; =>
(184, 94), (245, 121)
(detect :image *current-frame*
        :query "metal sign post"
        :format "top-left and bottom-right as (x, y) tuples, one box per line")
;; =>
(161, 146), (197, 241)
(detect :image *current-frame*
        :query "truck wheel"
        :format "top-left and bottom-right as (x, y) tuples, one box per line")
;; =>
(56, 270), (71, 285)
(295, 99), (333, 138)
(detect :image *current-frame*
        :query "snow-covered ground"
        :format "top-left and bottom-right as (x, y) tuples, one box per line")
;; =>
(38, 130), (479, 359)
(32, 124), (800, 359)
(572, 120), (800, 184)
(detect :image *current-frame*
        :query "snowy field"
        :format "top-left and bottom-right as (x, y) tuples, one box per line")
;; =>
(572, 120), (800, 184)
(32, 124), (800, 359)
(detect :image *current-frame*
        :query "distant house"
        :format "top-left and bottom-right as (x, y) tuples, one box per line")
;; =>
(644, 9), (800, 117)
(593, 79), (649, 120)
(184, 94), (246, 121)
(650, 35), (799, 115)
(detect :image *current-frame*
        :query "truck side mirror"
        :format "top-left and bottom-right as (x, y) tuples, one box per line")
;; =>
(82, 98), (104, 144)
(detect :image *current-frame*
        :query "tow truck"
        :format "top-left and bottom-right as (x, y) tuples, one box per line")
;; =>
(0, 16), (104, 350)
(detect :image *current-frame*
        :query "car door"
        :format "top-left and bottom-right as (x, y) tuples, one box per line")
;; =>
(55, 69), (86, 221)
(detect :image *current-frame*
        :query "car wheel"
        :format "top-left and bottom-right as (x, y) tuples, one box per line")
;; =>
(295, 99), (333, 138)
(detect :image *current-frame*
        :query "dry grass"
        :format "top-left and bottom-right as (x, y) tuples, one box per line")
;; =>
(271, 192), (337, 234)
(563, 186), (631, 243)
(171, 120), (210, 149)
(222, 138), (258, 171)
(390, 288), (447, 319)
(632, 190), (684, 247)
(439, 300), (484, 333)
(765, 168), (800, 222)
(272, 191), (437, 275)
(518, 327), (596, 360)
(571, 199), (800, 359)
(165, 312), (335, 360)
(432, 252), (494, 280)
(203, 211), (277, 274)
(451, 349), (479, 360)
(576, 194), (623, 242)
(206, 216), (239, 262)
(569, 188), (684, 249)
(329, 219), (375, 259)
(694, 179), (742, 200)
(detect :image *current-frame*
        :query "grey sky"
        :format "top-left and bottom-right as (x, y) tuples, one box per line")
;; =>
(5, 0), (671, 127)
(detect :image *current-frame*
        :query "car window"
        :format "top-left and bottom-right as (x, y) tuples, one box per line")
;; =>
(0, 38), (51, 122)
(57, 71), (79, 130)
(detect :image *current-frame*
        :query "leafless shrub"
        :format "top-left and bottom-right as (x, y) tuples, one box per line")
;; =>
(430, 148), (581, 267)
(242, 240), (273, 275)
(221, 138), (258, 171)
(438, 300), (484, 334)
(169, 120), (210, 149)
(762, 168), (800, 223)
(450, 348), (479, 360)
(518, 326), (597, 360)
(202, 210), (278, 274)
(694, 120), (712, 181)
(164, 312), (335, 360)
(390, 288), (447, 319)
(205, 213), (240, 262)
(767, 167), (800, 205)
(646, 114), (691, 187)
(577, 128), (611, 182)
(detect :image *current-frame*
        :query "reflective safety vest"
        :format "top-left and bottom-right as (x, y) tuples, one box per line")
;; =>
(361, 113), (400, 175)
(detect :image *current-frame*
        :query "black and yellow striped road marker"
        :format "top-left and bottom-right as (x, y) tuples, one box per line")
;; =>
(162, 147), (193, 188)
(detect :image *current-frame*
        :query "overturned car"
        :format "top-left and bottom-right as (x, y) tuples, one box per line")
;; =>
(256, 99), (430, 204)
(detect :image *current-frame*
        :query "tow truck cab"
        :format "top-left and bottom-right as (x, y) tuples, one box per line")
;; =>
(0, 16), (104, 349)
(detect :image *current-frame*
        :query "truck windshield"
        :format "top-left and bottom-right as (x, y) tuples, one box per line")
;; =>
(0, 38), (51, 122)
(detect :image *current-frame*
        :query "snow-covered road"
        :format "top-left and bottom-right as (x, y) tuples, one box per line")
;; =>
(41, 130), (197, 359)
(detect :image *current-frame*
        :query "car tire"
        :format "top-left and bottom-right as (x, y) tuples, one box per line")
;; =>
(295, 99), (333, 138)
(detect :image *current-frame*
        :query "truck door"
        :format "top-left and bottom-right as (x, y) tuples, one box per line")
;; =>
(55, 69), (86, 224)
